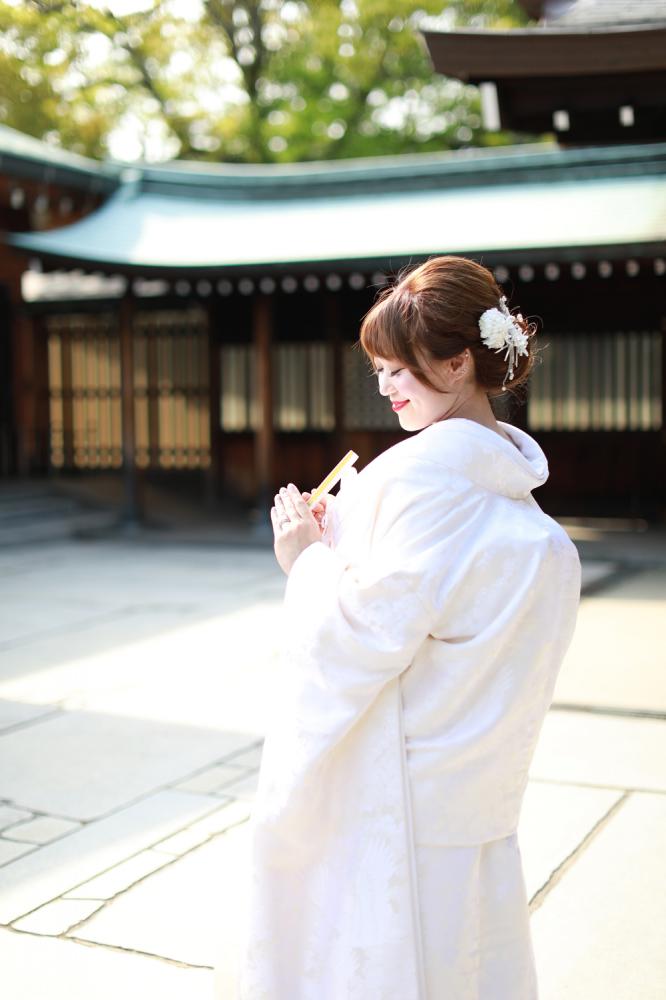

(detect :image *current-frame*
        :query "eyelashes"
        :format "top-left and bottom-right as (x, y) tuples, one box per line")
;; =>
(373, 368), (403, 377)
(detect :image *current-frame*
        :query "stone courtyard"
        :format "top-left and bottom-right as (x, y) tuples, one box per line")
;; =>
(0, 529), (664, 999)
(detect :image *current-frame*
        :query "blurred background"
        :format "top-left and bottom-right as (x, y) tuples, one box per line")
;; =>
(0, 0), (664, 541)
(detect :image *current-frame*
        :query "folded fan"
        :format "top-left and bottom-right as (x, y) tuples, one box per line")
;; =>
(306, 450), (359, 508)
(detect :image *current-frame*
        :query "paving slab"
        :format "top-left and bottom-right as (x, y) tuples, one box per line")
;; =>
(0, 701), (55, 733)
(0, 609), (207, 690)
(531, 791), (666, 1000)
(224, 744), (264, 769)
(0, 540), (280, 610)
(0, 594), (112, 648)
(153, 825), (213, 857)
(215, 772), (259, 800)
(64, 849), (172, 900)
(0, 709), (254, 820)
(0, 805), (33, 831)
(72, 820), (251, 977)
(4, 815), (82, 844)
(517, 780), (623, 901)
(0, 542), (282, 697)
(12, 898), (104, 935)
(174, 762), (249, 795)
(0, 789), (221, 924)
(0, 603), (283, 738)
(180, 799), (251, 836)
(553, 566), (666, 713)
(0, 927), (213, 1000)
(51, 608), (284, 735)
(528, 709), (666, 791)
(0, 839), (35, 867)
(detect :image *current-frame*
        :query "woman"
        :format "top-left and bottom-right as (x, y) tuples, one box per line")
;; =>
(235, 256), (581, 999)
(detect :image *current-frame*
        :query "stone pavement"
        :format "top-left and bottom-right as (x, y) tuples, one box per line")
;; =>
(0, 528), (664, 999)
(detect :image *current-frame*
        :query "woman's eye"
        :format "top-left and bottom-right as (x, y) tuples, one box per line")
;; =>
(374, 367), (402, 376)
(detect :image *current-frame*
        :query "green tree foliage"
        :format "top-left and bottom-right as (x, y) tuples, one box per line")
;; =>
(0, 0), (532, 162)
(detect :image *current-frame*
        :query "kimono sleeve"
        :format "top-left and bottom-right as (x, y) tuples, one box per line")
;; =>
(284, 541), (435, 703)
(282, 473), (472, 711)
(254, 474), (475, 859)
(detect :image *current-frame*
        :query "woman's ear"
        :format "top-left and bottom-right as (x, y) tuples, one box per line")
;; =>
(448, 349), (473, 384)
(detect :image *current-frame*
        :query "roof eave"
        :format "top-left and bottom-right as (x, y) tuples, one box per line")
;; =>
(10, 236), (666, 279)
(421, 24), (666, 80)
(0, 127), (121, 193)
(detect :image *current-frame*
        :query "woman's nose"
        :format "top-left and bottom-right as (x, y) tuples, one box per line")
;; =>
(377, 373), (392, 396)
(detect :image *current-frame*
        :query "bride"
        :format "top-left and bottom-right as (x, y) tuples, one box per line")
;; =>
(232, 255), (581, 999)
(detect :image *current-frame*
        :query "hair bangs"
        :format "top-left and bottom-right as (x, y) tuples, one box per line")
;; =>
(358, 289), (420, 372)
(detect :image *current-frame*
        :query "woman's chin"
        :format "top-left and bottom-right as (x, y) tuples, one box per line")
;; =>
(396, 410), (424, 432)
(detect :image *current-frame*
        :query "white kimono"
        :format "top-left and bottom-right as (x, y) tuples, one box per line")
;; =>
(234, 417), (581, 1000)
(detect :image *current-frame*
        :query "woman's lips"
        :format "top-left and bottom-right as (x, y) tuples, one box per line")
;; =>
(392, 400), (409, 411)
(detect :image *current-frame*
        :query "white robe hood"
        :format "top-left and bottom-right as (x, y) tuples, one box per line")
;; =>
(235, 418), (581, 1000)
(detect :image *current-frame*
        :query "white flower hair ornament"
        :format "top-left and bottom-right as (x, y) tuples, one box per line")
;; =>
(478, 296), (530, 385)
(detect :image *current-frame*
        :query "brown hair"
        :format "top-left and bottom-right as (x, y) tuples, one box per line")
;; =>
(358, 255), (537, 400)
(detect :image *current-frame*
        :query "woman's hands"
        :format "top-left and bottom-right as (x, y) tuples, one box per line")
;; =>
(271, 484), (330, 576)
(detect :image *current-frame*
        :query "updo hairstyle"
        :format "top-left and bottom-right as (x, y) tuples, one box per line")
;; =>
(358, 255), (537, 400)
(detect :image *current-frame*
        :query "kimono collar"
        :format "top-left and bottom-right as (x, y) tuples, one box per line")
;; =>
(416, 417), (549, 500)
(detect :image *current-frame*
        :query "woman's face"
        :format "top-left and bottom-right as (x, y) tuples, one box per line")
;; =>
(372, 355), (452, 431)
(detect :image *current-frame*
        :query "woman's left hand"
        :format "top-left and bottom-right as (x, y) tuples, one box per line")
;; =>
(271, 483), (323, 575)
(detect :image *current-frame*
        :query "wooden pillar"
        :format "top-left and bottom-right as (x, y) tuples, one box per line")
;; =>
(118, 294), (141, 525)
(11, 307), (36, 476)
(205, 301), (222, 508)
(326, 291), (345, 456)
(146, 323), (160, 469)
(0, 285), (13, 477)
(1, 251), (59, 476)
(2, 249), (28, 476)
(252, 293), (275, 534)
(59, 320), (75, 469)
(657, 313), (666, 524)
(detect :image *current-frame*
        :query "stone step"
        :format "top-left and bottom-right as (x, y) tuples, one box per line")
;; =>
(0, 480), (117, 545)
(0, 512), (116, 547)
(0, 496), (81, 522)
(0, 505), (115, 547)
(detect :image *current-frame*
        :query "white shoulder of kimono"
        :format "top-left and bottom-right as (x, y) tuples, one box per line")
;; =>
(285, 455), (480, 655)
(357, 436), (477, 506)
(362, 418), (550, 501)
(321, 444), (475, 553)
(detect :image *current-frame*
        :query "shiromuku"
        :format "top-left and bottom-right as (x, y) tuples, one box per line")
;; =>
(221, 255), (581, 1000)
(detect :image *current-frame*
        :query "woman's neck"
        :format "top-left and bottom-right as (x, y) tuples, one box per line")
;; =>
(433, 388), (500, 432)
(431, 390), (521, 449)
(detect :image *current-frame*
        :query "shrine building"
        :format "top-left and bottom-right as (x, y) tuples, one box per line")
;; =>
(0, 0), (664, 524)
